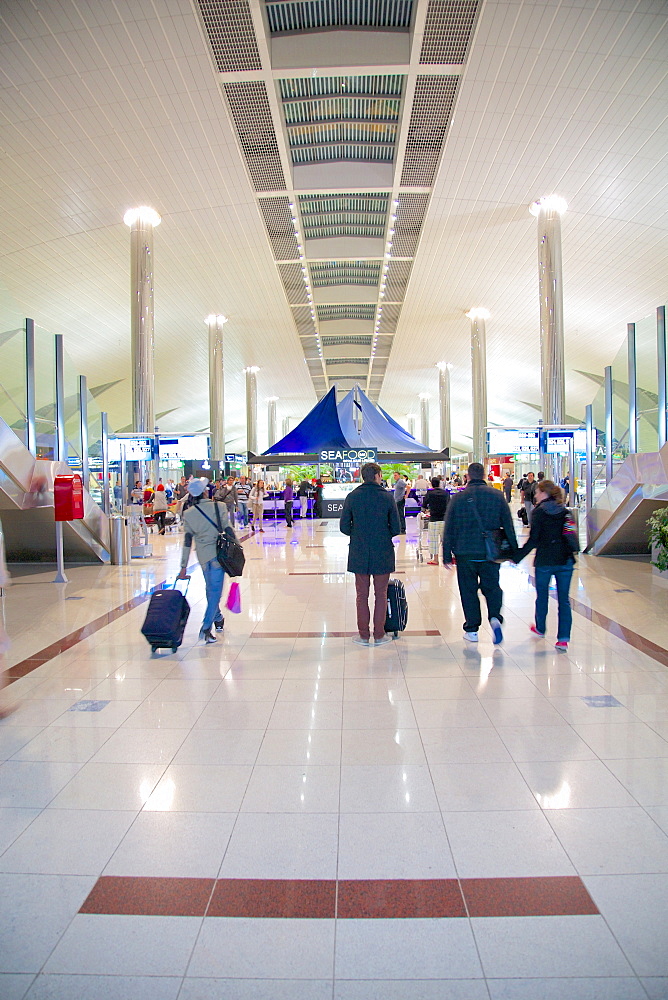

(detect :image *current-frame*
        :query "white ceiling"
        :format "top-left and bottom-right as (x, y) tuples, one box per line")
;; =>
(0, 0), (666, 454)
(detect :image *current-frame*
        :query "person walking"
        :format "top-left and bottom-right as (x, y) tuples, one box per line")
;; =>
(421, 476), (449, 565)
(442, 462), (518, 644)
(298, 478), (311, 519)
(177, 479), (230, 642)
(393, 471), (407, 533)
(502, 472), (513, 503)
(152, 483), (169, 534)
(215, 476), (238, 523)
(249, 480), (265, 532)
(521, 472), (537, 525)
(236, 475), (251, 527)
(515, 479), (577, 651)
(283, 478), (294, 527)
(340, 461), (401, 646)
(313, 479), (324, 518)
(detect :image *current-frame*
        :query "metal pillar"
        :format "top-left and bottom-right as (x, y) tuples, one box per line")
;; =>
(207, 314), (226, 461)
(54, 334), (66, 461)
(25, 318), (36, 455)
(437, 363), (452, 456)
(419, 395), (430, 448)
(467, 309), (489, 464)
(245, 367), (259, 455)
(627, 322), (637, 454)
(125, 207), (160, 434)
(79, 375), (89, 488)
(658, 305), (667, 450)
(282, 416), (291, 438)
(407, 414), (416, 438)
(267, 397), (278, 448)
(604, 365), (613, 485)
(101, 411), (110, 516)
(585, 403), (594, 516)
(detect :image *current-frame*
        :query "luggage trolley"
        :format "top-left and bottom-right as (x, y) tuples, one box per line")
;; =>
(416, 511), (429, 563)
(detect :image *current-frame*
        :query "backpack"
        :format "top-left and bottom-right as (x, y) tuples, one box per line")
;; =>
(562, 509), (580, 553)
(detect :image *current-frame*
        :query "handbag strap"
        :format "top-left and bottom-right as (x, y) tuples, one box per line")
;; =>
(467, 491), (487, 537)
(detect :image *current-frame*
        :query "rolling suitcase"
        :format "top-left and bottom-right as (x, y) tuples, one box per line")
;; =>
(141, 580), (190, 653)
(385, 578), (408, 638)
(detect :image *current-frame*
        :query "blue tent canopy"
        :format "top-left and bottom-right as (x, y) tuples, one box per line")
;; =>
(264, 386), (348, 455)
(337, 388), (432, 452)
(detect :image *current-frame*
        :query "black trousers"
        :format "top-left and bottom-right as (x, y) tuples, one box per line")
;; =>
(455, 558), (503, 632)
(284, 500), (293, 526)
(396, 499), (406, 532)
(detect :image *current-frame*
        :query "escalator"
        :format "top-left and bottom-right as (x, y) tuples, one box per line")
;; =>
(0, 414), (110, 563)
(586, 443), (668, 556)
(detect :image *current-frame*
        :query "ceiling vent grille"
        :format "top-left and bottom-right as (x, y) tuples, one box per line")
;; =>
(292, 305), (318, 334)
(288, 122), (398, 146)
(325, 357), (370, 366)
(420, 0), (480, 64)
(284, 96), (402, 125)
(378, 303), (402, 332)
(318, 304), (376, 321)
(223, 82), (286, 192)
(291, 141), (395, 164)
(311, 262), (381, 286)
(258, 197), (300, 260)
(266, 0), (414, 33)
(400, 75), (459, 187)
(278, 263), (309, 303)
(197, 0), (262, 72)
(299, 193), (389, 239)
(322, 334), (373, 345)
(391, 193), (429, 256)
(280, 75), (404, 100)
(384, 260), (412, 299)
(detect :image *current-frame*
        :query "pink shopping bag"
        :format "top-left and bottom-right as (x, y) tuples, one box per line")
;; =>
(225, 581), (241, 614)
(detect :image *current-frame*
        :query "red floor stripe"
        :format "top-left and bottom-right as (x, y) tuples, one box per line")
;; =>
(79, 876), (600, 919)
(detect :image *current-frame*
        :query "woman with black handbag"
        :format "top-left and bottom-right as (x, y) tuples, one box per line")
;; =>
(515, 480), (578, 651)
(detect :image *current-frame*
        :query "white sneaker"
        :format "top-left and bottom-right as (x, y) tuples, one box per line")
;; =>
(374, 635), (393, 646)
(463, 631), (478, 642)
(352, 635), (370, 646)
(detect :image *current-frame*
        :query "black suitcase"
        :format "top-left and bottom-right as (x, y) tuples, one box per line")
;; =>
(385, 578), (408, 637)
(141, 582), (190, 652)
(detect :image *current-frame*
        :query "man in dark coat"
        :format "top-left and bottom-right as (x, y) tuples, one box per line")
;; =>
(442, 462), (518, 644)
(340, 462), (401, 646)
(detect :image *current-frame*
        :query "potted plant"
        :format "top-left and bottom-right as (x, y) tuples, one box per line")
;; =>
(647, 506), (668, 577)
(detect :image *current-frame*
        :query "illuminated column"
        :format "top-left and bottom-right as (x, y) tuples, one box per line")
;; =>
(407, 413), (416, 438)
(282, 416), (291, 438)
(466, 308), (489, 464)
(124, 207), (161, 434)
(267, 396), (278, 448)
(245, 366), (259, 455)
(419, 394), (430, 448)
(206, 314), (227, 462)
(436, 362), (452, 455)
(530, 195), (567, 431)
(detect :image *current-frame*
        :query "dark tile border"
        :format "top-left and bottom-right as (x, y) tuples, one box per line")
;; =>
(79, 875), (600, 919)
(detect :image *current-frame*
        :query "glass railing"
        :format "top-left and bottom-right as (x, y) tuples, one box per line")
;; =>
(0, 327), (27, 445)
(34, 324), (56, 460)
(636, 312), (659, 453)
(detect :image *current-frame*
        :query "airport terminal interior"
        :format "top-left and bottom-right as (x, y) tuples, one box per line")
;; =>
(1, 0), (668, 998)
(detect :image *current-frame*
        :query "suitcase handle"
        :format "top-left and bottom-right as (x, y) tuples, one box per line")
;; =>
(170, 576), (190, 595)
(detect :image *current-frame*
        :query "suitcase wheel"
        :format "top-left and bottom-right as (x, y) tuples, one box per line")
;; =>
(393, 631), (398, 639)
(151, 645), (159, 653)
(171, 645), (178, 653)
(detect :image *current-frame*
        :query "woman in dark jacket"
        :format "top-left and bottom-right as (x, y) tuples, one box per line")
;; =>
(515, 480), (575, 650)
(313, 479), (324, 518)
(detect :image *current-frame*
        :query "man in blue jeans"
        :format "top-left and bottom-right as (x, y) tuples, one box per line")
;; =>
(178, 478), (232, 643)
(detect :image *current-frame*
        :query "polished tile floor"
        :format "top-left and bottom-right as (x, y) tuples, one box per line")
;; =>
(1, 514), (668, 999)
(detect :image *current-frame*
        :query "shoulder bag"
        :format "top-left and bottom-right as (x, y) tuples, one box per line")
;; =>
(468, 493), (514, 563)
(194, 502), (246, 577)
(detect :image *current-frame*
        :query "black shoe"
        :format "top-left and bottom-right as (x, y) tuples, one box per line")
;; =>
(199, 629), (217, 644)
(214, 618), (224, 631)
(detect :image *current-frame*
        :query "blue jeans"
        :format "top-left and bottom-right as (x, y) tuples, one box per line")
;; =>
(238, 501), (249, 526)
(201, 558), (225, 632)
(534, 563), (573, 641)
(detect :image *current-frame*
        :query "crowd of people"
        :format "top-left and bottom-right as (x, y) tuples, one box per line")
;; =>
(114, 463), (579, 653)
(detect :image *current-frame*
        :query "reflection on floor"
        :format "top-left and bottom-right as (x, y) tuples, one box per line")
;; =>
(1, 514), (668, 1000)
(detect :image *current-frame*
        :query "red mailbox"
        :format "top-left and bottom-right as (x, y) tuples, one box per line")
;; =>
(54, 474), (85, 521)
